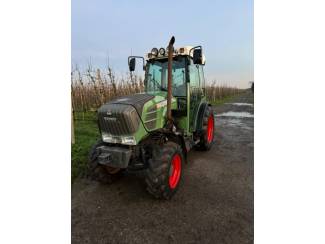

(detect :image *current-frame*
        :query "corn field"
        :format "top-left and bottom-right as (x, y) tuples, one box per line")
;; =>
(71, 67), (244, 113)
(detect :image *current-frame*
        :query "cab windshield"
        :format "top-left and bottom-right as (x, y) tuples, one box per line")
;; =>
(145, 57), (186, 96)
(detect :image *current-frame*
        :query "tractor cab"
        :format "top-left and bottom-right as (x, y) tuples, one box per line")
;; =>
(129, 46), (207, 135)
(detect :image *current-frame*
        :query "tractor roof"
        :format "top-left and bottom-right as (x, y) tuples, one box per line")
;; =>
(146, 46), (206, 64)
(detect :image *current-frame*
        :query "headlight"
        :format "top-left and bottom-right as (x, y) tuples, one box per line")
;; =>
(102, 133), (136, 145)
(121, 136), (136, 145)
(159, 48), (165, 56)
(102, 133), (120, 144)
(151, 48), (158, 56)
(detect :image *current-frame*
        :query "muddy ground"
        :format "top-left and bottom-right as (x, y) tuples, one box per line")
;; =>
(72, 91), (254, 244)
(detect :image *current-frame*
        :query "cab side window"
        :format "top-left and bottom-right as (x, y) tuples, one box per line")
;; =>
(172, 68), (186, 96)
(189, 63), (200, 87)
(198, 65), (205, 95)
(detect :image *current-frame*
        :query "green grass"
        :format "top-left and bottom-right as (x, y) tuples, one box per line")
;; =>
(210, 95), (238, 106)
(71, 112), (99, 183)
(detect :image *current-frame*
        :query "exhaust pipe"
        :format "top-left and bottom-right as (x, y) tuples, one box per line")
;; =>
(167, 36), (175, 124)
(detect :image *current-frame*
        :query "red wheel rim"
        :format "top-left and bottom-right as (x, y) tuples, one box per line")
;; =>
(207, 115), (214, 143)
(169, 154), (182, 189)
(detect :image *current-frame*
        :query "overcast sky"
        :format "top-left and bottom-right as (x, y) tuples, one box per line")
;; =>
(72, 0), (253, 88)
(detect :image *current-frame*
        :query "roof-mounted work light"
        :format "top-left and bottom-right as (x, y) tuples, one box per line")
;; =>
(159, 48), (165, 56)
(151, 48), (158, 56)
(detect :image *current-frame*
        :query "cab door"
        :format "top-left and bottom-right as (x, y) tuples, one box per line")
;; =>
(188, 61), (204, 132)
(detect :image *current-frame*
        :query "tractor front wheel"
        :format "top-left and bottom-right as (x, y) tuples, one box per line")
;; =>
(145, 141), (184, 199)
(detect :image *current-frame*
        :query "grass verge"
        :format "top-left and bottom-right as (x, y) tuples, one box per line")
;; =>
(71, 112), (99, 183)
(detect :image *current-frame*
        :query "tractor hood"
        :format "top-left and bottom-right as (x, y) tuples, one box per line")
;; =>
(108, 93), (155, 114)
(97, 92), (175, 144)
(97, 93), (155, 138)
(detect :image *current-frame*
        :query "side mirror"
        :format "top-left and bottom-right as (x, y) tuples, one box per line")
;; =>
(128, 56), (145, 71)
(129, 58), (136, 72)
(193, 49), (203, 64)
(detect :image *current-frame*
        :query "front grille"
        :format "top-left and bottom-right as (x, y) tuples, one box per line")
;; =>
(98, 103), (140, 135)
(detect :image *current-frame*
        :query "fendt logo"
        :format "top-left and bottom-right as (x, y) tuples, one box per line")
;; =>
(104, 116), (117, 121)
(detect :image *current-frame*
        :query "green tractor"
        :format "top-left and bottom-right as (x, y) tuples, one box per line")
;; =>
(89, 37), (215, 199)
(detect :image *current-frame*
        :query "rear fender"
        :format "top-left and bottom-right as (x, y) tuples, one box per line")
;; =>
(195, 102), (210, 133)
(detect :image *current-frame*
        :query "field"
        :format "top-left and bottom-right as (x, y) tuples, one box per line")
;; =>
(71, 67), (246, 182)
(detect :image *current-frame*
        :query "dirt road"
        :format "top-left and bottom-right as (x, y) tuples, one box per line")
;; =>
(72, 91), (254, 244)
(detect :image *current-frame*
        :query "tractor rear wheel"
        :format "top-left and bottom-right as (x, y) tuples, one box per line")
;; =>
(88, 140), (123, 184)
(199, 106), (214, 150)
(145, 141), (184, 199)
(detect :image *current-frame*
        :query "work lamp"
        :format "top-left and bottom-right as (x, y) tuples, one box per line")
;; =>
(151, 48), (158, 56)
(159, 48), (165, 55)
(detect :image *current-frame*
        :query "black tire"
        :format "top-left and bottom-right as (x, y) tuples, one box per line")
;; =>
(145, 141), (184, 200)
(199, 106), (215, 151)
(88, 140), (123, 184)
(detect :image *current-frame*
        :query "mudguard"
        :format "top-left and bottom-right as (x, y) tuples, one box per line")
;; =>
(195, 102), (210, 133)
